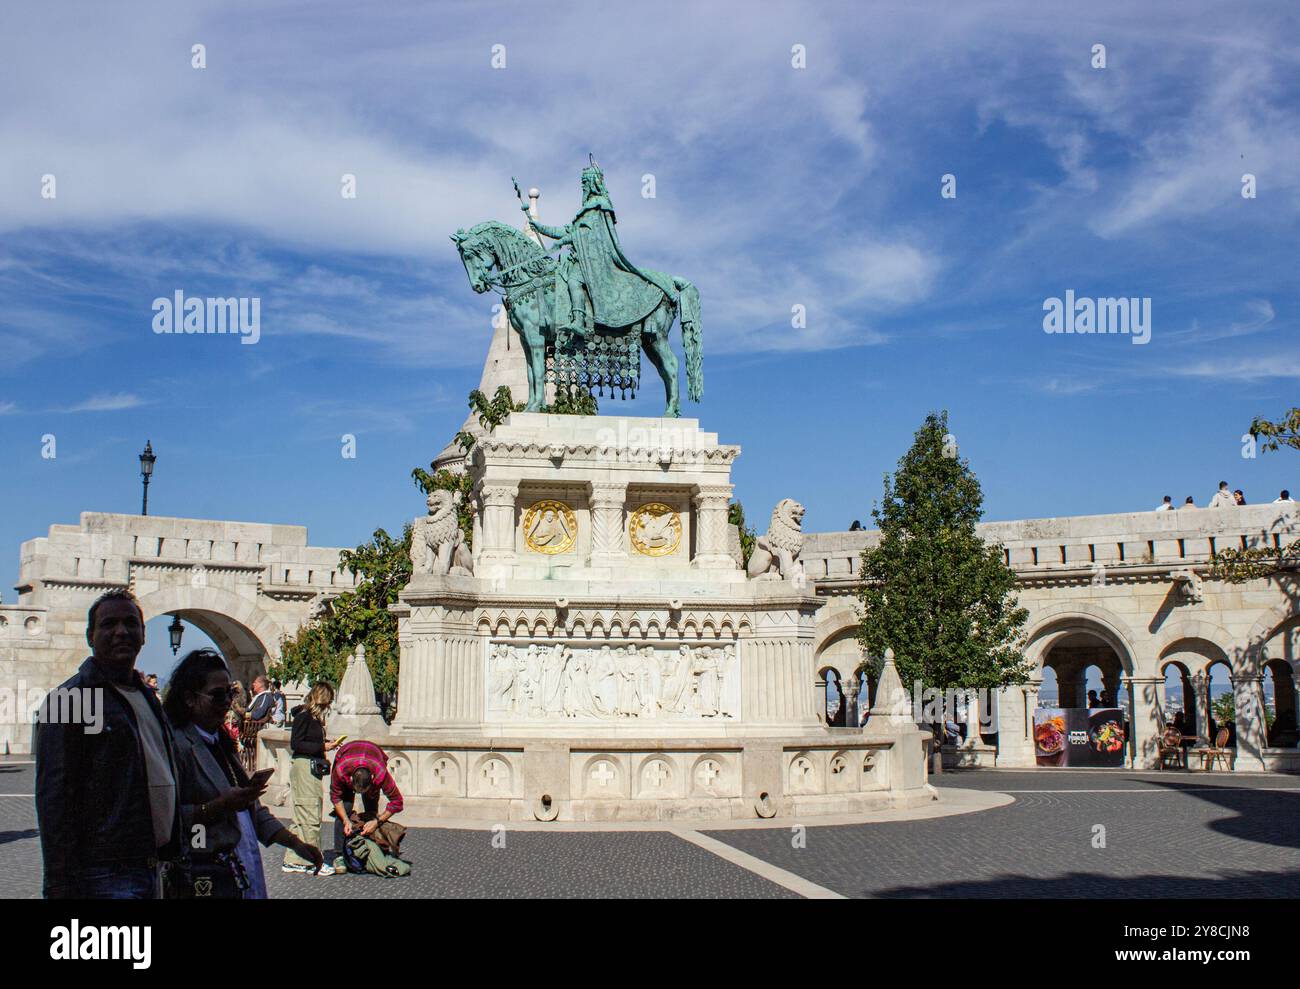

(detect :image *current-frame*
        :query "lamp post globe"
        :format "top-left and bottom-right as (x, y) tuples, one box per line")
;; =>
(168, 614), (184, 656)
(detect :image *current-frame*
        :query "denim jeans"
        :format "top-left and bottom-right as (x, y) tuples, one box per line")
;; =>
(78, 863), (160, 899)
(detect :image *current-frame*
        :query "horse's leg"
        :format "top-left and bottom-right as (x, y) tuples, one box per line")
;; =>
(511, 304), (548, 412)
(524, 315), (547, 412)
(508, 308), (536, 408)
(641, 301), (680, 417)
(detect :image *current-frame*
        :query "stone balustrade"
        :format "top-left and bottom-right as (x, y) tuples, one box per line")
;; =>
(802, 503), (1300, 586)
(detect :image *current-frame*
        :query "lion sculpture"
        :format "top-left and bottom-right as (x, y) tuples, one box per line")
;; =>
(412, 490), (473, 577)
(746, 499), (806, 581)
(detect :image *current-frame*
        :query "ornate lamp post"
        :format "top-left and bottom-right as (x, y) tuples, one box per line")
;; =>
(138, 441), (156, 516)
(168, 615), (184, 656)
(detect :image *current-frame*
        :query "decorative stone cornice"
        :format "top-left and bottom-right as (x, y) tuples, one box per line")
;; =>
(476, 438), (740, 466)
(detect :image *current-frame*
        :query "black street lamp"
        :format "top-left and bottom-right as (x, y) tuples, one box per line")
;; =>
(139, 441), (156, 516)
(168, 615), (184, 655)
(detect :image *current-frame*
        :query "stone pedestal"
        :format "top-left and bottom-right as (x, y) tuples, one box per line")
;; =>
(369, 414), (934, 820)
(994, 681), (1040, 768)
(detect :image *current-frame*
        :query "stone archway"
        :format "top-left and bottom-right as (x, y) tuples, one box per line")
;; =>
(135, 586), (284, 686)
(1019, 605), (1143, 767)
(816, 626), (867, 727)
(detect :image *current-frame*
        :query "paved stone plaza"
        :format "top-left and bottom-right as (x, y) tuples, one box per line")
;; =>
(4, 761), (1297, 899)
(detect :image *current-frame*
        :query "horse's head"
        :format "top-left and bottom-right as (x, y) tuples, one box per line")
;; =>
(451, 227), (494, 294)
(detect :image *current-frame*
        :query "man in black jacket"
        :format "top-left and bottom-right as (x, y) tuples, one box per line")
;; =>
(35, 589), (183, 898)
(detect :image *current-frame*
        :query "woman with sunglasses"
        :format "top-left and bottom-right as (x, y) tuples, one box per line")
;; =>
(163, 649), (323, 897)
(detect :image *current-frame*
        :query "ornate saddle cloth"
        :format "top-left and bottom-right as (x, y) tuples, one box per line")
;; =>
(587, 266), (667, 328)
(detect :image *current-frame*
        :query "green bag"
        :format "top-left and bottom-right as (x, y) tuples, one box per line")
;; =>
(346, 835), (411, 878)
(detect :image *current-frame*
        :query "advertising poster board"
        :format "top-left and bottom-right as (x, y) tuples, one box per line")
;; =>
(1034, 708), (1127, 767)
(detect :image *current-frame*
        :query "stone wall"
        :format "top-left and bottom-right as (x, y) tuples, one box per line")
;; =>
(0, 512), (353, 754)
(805, 503), (1300, 771)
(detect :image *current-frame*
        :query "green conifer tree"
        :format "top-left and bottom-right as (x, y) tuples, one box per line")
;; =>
(856, 411), (1031, 694)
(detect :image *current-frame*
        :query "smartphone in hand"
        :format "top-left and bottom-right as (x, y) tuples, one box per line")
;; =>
(249, 768), (275, 787)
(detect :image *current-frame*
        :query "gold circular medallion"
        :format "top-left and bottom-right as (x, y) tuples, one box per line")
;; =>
(630, 503), (682, 557)
(522, 500), (577, 554)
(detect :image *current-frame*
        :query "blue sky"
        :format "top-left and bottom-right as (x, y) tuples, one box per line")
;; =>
(3, 0), (1300, 621)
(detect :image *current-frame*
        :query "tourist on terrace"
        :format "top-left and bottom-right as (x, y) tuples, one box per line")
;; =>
(1182, 496), (1197, 508)
(1154, 496), (1173, 511)
(1209, 482), (1236, 508)
(270, 679), (287, 727)
(1275, 490), (1295, 504)
(1234, 489), (1247, 505)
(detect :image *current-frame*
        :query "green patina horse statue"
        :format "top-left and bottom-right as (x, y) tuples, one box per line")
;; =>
(452, 219), (702, 417)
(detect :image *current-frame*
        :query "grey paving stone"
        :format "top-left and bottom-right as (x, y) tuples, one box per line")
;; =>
(8, 765), (1299, 899)
(705, 770), (1300, 898)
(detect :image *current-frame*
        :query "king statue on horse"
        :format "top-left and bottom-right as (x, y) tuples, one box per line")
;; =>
(451, 158), (701, 417)
(523, 158), (677, 351)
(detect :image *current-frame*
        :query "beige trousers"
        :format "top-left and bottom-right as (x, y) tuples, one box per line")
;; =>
(283, 756), (323, 866)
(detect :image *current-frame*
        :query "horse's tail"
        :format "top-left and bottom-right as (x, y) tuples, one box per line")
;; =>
(678, 281), (702, 403)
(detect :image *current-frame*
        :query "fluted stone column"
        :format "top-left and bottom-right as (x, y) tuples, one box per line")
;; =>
(588, 480), (628, 567)
(1230, 673), (1268, 771)
(476, 483), (518, 569)
(1192, 672), (1210, 746)
(692, 483), (734, 570)
(1125, 676), (1163, 769)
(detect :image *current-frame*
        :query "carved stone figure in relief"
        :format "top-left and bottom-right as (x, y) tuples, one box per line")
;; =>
(746, 498), (807, 581)
(660, 645), (695, 714)
(565, 652), (597, 718)
(412, 490), (473, 577)
(486, 642), (735, 721)
(617, 646), (642, 717)
(593, 646), (618, 714)
(639, 645), (662, 717)
(694, 647), (721, 716)
(542, 644), (569, 715)
(487, 644), (515, 711)
(525, 645), (543, 716)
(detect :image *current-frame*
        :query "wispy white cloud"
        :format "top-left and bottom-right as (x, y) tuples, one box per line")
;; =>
(1165, 356), (1300, 382)
(58, 393), (147, 413)
(1166, 299), (1276, 345)
(1039, 377), (1099, 396)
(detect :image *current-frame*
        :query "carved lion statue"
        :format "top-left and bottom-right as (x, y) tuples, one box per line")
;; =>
(746, 499), (806, 580)
(411, 490), (473, 577)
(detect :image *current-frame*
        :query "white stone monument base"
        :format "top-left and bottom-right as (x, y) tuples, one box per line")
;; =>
(261, 727), (935, 822)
